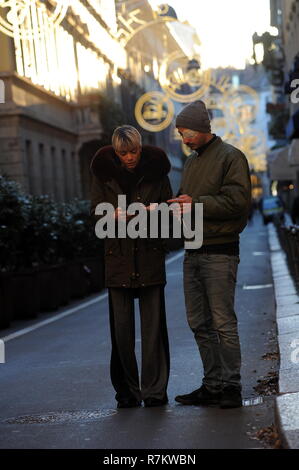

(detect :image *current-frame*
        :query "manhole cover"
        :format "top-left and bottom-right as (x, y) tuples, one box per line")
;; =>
(4, 409), (117, 425)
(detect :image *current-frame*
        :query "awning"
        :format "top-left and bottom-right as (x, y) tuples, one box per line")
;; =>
(286, 109), (299, 139)
(268, 146), (295, 180)
(288, 138), (299, 166)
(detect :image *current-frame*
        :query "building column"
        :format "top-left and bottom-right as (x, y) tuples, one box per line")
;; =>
(0, 136), (26, 189)
(73, 149), (82, 199)
(66, 150), (75, 199)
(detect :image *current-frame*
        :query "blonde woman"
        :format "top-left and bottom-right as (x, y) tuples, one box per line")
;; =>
(90, 125), (172, 408)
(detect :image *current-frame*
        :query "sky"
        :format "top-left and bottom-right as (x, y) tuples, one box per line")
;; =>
(149, 0), (276, 69)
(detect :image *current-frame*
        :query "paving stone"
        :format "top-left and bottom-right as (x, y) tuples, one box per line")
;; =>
(272, 265), (291, 271)
(274, 279), (296, 288)
(273, 272), (293, 280)
(276, 303), (299, 317)
(279, 370), (299, 394)
(276, 295), (299, 307)
(275, 287), (299, 299)
(278, 340), (299, 371)
(275, 394), (299, 448)
(274, 287), (296, 295)
(277, 330), (299, 344)
(277, 315), (299, 334)
(275, 287), (298, 298)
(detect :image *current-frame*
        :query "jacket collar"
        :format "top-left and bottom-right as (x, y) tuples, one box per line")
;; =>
(90, 145), (171, 183)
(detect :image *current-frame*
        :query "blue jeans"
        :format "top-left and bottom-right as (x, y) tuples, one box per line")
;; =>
(183, 252), (241, 392)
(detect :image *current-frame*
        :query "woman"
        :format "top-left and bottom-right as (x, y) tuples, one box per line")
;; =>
(90, 125), (172, 408)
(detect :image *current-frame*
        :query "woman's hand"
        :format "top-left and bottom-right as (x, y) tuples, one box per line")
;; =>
(113, 207), (127, 221)
(167, 194), (193, 214)
(145, 203), (159, 211)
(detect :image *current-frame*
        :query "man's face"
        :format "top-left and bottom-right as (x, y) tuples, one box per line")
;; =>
(177, 127), (211, 150)
(115, 146), (141, 170)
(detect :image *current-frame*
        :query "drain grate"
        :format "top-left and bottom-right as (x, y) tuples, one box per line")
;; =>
(4, 409), (117, 425)
(242, 396), (264, 407)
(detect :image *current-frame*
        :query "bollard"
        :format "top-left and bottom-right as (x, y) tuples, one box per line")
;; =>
(0, 339), (5, 363)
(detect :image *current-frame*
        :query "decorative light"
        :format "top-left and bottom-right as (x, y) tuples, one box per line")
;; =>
(135, 91), (174, 132)
(112, 66), (121, 85)
(152, 57), (159, 80)
(0, 0), (70, 39)
(71, 0), (126, 69)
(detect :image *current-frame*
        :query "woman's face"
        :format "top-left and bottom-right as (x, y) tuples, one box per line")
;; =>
(115, 146), (141, 170)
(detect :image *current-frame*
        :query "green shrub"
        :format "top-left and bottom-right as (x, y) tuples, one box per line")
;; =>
(0, 175), (29, 271)
(0, 175), (103, 272)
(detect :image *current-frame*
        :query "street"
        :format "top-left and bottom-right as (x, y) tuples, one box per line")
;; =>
(0, 212), (278, 449)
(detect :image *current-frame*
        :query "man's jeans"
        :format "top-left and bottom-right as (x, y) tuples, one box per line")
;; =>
(183, 252), (241, 392)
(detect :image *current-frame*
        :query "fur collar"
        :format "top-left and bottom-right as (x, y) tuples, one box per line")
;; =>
(90, 145), (171, 182)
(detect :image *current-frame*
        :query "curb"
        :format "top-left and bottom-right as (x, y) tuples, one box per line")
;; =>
(267, 223), (299, 449)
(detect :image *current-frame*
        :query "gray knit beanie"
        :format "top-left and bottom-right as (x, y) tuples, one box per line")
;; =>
(175, 100), (211, 133)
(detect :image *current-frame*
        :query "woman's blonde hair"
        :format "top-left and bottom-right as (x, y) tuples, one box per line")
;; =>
(112, 125), (142, 152)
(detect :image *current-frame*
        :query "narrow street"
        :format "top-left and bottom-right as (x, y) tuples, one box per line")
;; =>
(0, 212), (278, 449)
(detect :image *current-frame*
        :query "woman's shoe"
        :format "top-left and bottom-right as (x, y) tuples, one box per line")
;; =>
(117, 399), (141, 409)
(143, 397), (168, 407)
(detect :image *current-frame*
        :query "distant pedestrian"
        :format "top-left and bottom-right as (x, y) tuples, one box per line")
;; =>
(90, 125), (172, 408)
(247, 199), (256, 224)
(291, 195), (299, 225)
(168, 100), (251, 409)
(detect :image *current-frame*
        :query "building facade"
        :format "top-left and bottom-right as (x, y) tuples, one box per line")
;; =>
(256, 0), (299, 205)
(0, 1), (198, 200)
(0, 0), (127, 200)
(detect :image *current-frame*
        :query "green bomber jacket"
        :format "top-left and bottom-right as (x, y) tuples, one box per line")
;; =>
(179, 136), (252, 245)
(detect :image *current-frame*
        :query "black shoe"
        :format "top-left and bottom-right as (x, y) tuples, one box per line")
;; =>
(144, 397), (168, 407)
(117, 399), (141, 409)
(220, 386), (242, 409)
(175, 385), (221, 406)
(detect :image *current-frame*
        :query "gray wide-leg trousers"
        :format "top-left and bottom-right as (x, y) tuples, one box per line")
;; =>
(108, 285), (170, 403)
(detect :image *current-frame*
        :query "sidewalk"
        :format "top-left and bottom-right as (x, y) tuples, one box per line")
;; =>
(268, 223), (299, 449)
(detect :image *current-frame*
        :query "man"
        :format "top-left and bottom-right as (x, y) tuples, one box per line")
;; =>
(291, 195), (299, 225)
(90, 125), (172, 408)
(168, 100), (251, 409)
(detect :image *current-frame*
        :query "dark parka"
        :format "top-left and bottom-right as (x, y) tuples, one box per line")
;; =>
(179, 137), (252, 245)
(90, 145), (172, 288)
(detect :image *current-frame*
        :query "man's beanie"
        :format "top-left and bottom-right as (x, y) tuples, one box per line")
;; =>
(175, 100), (211, 133)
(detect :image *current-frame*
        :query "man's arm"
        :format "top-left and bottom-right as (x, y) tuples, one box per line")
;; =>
(194, 152), (251, 220)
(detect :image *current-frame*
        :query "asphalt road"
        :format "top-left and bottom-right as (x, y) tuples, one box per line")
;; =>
(0, 212), (278, 449)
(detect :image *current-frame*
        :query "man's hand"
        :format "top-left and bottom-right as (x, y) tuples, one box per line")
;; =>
(167, 194), (193, 214)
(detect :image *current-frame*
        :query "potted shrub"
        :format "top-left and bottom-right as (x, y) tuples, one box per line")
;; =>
(0, 176), (35, 325)
(63, 200), (104, 295)
(21, 195), (65, 312)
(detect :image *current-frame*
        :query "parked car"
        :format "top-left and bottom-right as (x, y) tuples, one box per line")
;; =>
(261, 196), (284, 224)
